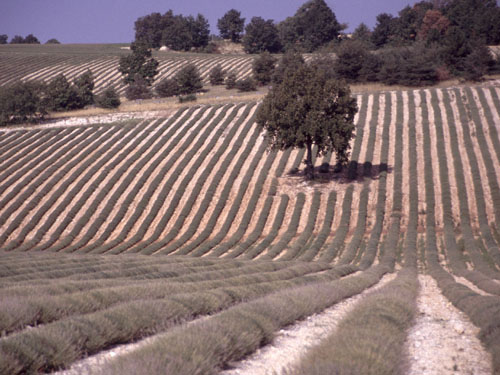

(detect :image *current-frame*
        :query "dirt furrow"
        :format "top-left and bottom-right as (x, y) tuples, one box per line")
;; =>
(406, 274), (492, 375)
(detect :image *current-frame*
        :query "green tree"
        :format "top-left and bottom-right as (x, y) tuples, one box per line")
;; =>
(257, 63), (357, 179)
(371, 13), (397, 48)
(156, 78), (180, 97)
(73, 70), (95, 107)
(10, 35), (24, 44)
(209, 65), (226, 85)
(175, 64), (203, 95)
(95, 87), (121, 109)
(0, 35), (8, 44)
(242, 17), (282, 54)
(0, 81), (47, 126)
(253, 52), (277, 85)
(125, 74), (153, 100)
(24, 34), (40, 44)
(134, 12), (164, 49)
(45, 38), (60, 44)
(236, 77), (257, 92)
(45, 74), (80, 111)
(352, 23), (372, 45)
(279, 0), (343, 52)
(217, 9), (245, 42)
(272, 51), (305, 85)
(119, 42), (159, 86)
(225, 72), (237, 89)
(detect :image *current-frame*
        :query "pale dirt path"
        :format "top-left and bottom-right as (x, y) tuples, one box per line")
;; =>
(414, 91), (427, 235)
(401, 91), (411, 234)
(219, 272), (398, 375)
(406, 274), (492, 375)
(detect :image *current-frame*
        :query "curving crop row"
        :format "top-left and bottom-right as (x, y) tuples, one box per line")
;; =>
(154, 105), (262, 256)
(60, 108), (222, 254)
(279, 190), (321, 261)
(0, 262), (352, 375)
(0, 126), (118, 250)
(80, 105), (239, 254)
(24, 118), (175, 253)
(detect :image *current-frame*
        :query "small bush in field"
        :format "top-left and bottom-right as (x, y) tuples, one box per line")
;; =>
(156, 78), (180, 98)
(209, 65), (226, 85)
(178, 94), (197, 103)
(225, 72), (237, 89)
(125, 74), (153, 100)
(235, 77), (257, 92)
(175, 64), (203, 95)
(95, 87), (121, 109)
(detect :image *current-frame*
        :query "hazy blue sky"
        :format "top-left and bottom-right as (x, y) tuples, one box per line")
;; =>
(2, 0), (422, 44)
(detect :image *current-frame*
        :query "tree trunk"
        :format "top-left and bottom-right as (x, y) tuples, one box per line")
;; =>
(306, 142), (314, 179)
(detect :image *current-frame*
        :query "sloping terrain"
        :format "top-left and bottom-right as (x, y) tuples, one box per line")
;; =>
(1, 84), (500, 374)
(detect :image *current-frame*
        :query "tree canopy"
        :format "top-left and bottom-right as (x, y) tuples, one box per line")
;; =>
(279, 0), (343, 52)
(118, 42), (159, 86)
(217, 9), (245, 42)
(242, 17), (282, 54)
(257, 62), (357, 179)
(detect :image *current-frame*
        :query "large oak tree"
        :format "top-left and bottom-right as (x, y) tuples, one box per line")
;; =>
(257, 62), (357, 179)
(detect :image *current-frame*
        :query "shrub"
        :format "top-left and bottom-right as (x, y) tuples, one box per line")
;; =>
(334, 40), (371, 82)
(225, 72), (237, 89)
(0, 35), (8, 44)
(209, 65), (226, 85)
(73, 70), (94, 107)
(95, 87), (121, 109)
(178, 94), (197, 103)
(235, 77), (257, 92)
(44, 74), (81, 111)
(155, 78), (180, 97)
(175, 64), (203, 95)
(0, 81), (47, 126)
(45, 38), (60, 44)
(125, 74), (153, 100)
(252, 52), (277, 85)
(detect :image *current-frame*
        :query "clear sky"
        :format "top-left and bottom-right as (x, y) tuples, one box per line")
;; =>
(1, 0), (422, 44)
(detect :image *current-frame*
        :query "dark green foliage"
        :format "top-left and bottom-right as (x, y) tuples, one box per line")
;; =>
(257, 61), (357, 178)
(377, 45), (440, 86)
(371, 13), (398, 48)
(178, 94), (197, 103)
(443, 0), (500, 44)
(225, 72), (237, 89)
(209, 64), (226, 85)
(278, 0), (343, 52)
(272, 51), (305, 85)
(10, 35), (24, 44)
(155, 78), (180, 97)
(95, 87), (121, 109)
(118, 42), (159, 86)
(135, 10), (210, 51)
(242, 17), (282, 54)
(351, 23), (373, 45)
(334, 40), (372, 82)
(462, 43), (495, 81)
(45, 38), (60, 44)
(0, 81), (47, 126)
(73, 70), (94, 107)
(23, 34), (40, 44)
(175, 64), (203, 95)
(235, 77), (257, 92)
(217, 9), (245, 42)
(252, 52), (277, 85)
(44, 74), (81, 111)
(125, 74), (153, 100)
(0, 34), (8, 44)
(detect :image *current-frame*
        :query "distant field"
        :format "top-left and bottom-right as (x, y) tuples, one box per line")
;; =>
(0, 44), (257, 94)
(1, 81), (500, 373)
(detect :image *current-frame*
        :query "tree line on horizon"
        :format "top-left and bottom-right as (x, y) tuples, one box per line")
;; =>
(0, 34), (60, 45)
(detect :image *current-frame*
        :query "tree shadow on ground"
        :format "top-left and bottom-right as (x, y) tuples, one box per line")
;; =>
(286, 161), (393, 184)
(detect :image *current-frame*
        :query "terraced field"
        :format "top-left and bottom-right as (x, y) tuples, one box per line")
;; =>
(1, 84), (500, 374)
(0, 44), (257, 95)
